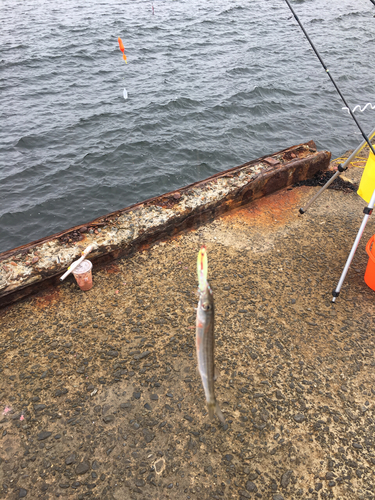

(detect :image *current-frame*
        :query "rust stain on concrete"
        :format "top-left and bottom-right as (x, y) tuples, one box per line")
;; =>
(105, 263), (121, 274)
(221, 186), (310, 229)
(34, 289), (60, 309)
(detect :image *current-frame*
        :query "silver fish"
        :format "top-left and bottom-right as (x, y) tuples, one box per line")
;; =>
(196, 278), (225, 424)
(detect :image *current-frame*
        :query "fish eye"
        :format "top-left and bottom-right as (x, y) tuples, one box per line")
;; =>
(202, 303), (210, 311)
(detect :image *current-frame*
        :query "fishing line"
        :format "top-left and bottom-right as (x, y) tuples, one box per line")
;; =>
(342, 103), (375, 114)
(283, 0), (375, 157)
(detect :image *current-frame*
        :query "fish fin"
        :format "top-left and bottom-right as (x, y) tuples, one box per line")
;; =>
(216, 402), (226, 425)
(208, 403), (215, 421)
(207, 402), (225, 424)
(214, 365), (219, 381)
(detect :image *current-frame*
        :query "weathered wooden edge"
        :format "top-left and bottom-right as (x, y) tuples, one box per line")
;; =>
(0, 142), (331, 308)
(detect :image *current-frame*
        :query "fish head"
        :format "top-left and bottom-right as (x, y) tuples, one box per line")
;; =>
(198, 281), (214, 316)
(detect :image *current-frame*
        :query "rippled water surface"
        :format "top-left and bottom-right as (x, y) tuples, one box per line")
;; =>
(1, 0), (374, 252)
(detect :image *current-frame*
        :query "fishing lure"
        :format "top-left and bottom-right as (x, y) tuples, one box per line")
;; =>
(197, 245), (208, 291)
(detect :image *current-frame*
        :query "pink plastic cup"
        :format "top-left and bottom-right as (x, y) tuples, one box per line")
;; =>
(72, 259), (93, 291)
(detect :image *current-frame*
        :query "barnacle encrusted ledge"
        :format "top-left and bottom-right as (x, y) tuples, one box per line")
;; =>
(0, 141), (330, 307)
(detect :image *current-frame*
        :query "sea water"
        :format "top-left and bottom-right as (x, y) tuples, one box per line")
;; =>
(1, 0), (374, 252)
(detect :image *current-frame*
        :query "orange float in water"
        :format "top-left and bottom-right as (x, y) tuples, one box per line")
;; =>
(118, 37), (127, 62)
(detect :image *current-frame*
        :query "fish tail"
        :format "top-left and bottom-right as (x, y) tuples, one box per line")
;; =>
(207, 402), (225, 425)
(215, 402), (226, 425)
(208, 403), (215, 421)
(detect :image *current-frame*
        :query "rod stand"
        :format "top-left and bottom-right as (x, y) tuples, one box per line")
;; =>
(299, 128), (375, 215)
(331, 189), (375, 302)
(299, 169), (341, 215)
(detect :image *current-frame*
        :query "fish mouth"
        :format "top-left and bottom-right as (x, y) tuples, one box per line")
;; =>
(197, 285), (210, 302)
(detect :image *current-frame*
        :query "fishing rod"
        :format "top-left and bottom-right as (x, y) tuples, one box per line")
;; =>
(284, 0), (375, 303)
(285, 0), (375, 214)
(283, 0), (375, 159)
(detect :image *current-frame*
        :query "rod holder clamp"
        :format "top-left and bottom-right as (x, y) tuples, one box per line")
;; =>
(332, 290), (340, 298)
(363, 207), (373, 215)
(337, 163), (347, 173)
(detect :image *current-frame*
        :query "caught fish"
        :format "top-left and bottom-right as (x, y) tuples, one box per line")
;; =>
(196, 246), (225, 424)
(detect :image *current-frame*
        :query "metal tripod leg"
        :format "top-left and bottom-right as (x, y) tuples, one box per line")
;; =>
(332, 189), (375, 302)
(299, 128), (375, 215)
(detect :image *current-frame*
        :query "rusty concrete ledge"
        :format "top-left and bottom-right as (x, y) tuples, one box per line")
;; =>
(0, 141), (330, 308)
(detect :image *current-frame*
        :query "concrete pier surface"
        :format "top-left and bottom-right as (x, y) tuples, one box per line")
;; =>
(0, 159), (375, 500)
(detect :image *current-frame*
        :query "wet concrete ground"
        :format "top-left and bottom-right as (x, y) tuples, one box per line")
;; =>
(0, 164), (375, 500)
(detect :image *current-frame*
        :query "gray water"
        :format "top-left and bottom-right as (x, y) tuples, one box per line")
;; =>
(1, 0), (374, 253)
